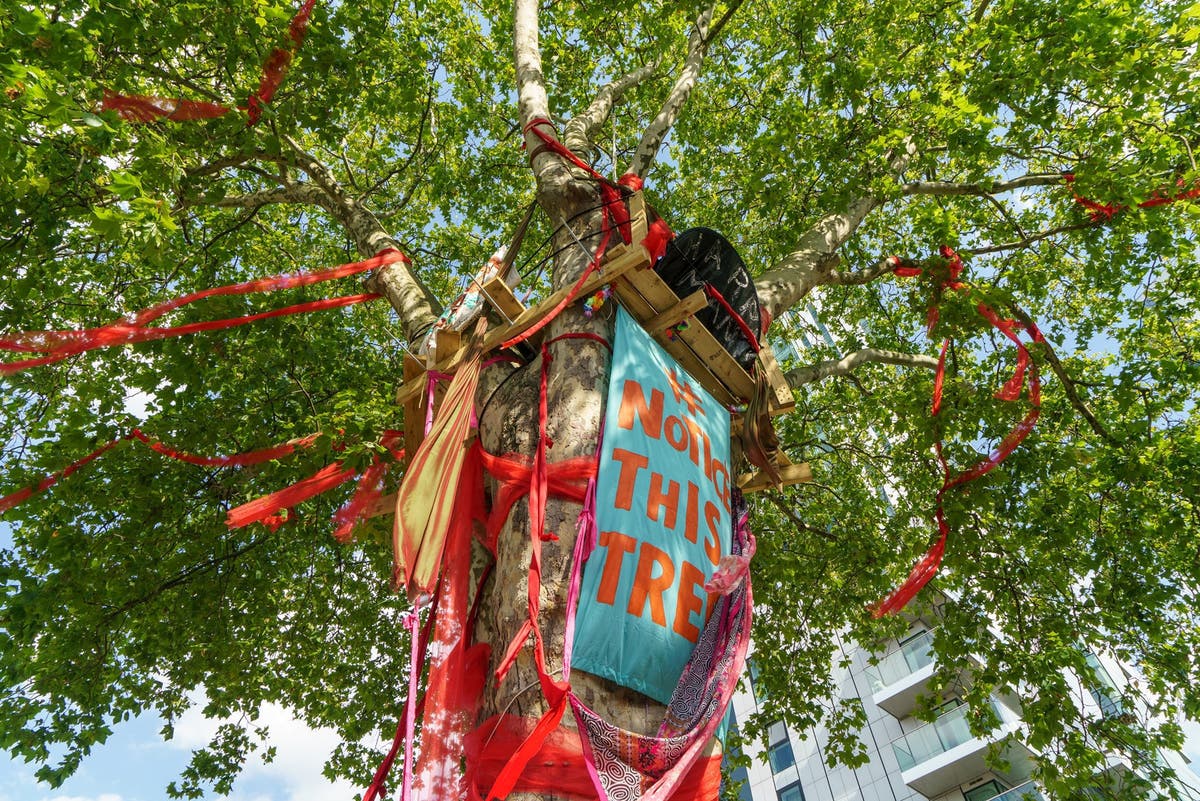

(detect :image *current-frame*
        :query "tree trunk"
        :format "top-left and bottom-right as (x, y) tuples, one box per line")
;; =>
(473, 177), (669, 800)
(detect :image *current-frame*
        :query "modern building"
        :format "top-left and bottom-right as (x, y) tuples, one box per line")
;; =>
(726, 614), (1200, 801)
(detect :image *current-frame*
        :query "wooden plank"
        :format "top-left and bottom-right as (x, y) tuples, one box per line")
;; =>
(433, 329), (460, 366)
(620, 265), (758, 402)
(480, 276), (525, 323)
(738, 461), (813, 494)
(757, 344), (796, 413)
(645, 289), (706, 336)
(363, 491), (397, 519)
(395, 244), (651, 406)
(611, 276), (739, 408)
(627, 190), (648, 247)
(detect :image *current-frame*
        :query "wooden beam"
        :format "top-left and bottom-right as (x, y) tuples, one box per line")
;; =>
(738, 461), (813, 493)
(757, 344), (796, 414)
(396, 244), (651, 405)
(627, 190), (648, 248)
(480, 276), (526, 323)
(611, 275), (738, 407)
(645, 289), (707, 336)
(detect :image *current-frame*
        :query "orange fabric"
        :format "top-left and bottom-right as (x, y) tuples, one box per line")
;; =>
(393, 324), (486, 600)
(225, 461), (356, 530)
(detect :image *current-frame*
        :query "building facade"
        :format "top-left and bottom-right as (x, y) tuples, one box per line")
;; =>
(727, 619), (1200, 801)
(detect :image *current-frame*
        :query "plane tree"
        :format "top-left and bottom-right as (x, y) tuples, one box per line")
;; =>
(1, 0), (1198, 798)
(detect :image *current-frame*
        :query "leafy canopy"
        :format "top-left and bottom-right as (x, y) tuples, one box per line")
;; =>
(1, 0), (1198, 798)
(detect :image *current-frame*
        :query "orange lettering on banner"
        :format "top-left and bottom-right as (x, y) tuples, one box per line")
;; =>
(673, 560), (707, 642)
(683, 481), (699, 544)
(664, 415), (688, 451)
(627, 543), (675, 626)
(618, 380), (663, 436)
(703, 501), (722, 566)
(611, 448), (648, 511)
(647, 472), (680, 529)
(596, 530), (637, 605)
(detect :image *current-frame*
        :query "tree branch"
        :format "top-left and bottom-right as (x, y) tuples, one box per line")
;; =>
(184, 152), (288, 180)
(899, 173), (1066, 197)
(187, 141), (440, 340)
(629, 2), (739, 176)
(1004, 303), (1116, 443)
(785, 348), (939, 387)
(513, 0), (566, 186)
(755, 142), (917, 320)
(963, 220), (1100, 256)
(563, 61), (662, 160)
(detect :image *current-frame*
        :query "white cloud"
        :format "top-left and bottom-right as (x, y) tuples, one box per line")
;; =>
(122, 388), (155, 420)
(40, 795), (124, 801)
(170, 695), (359, 801)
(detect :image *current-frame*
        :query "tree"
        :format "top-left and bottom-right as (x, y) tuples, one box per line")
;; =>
(2, 0), (1198, 798)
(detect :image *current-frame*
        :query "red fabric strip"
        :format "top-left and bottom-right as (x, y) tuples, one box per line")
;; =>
(703, 283), (761, 354)
(1063, 173), (1200, 222)
(129, 429), (321, 468)
(226, 461), (357, 530)
(410, 440), (489, 801)
(100, 90), (231, 122)
(499, 230), (609, 351)
(361, 605), (437, 801)
(0, 429), (328, 517)
(102, 0), (319, 125)
(330, 431), (404, 543)
(0, 435), (130, 515)
(2, 250), (402, 355)
(876, 248), (1042, 616)
(246, 0), (318, 124)
(465, 716), (723, 801)
(481, 342), (575, 800)
(1, 294), (380, 374)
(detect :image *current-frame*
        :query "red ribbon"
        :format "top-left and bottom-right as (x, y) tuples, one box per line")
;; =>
(875, 247), (1043, 617)
(0, 429), (332, 517)
(226, 430), (403, 531)
(0, 435), (131, 515)
(465, 716), (724, 801)
(1063, 173), (1200, 222)
(102, 0), (318, 124)
(1, 249), (404, 374)
(479, 334), (611, 801)
(702, 283), (761, 354)
(331, 432), (406, 543)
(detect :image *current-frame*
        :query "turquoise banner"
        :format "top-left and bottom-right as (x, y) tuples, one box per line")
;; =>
(571, 307), (732, 704)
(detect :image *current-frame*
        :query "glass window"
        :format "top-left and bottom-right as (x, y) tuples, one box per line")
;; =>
(963, 779), (1007, 801)
(768, 739), (795, 773)
(777, 781), (805, 801)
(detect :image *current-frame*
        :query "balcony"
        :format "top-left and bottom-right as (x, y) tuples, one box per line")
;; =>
(890, 699), (1036, 797)
(984, 781), (1044, 801)
(866, 629), (937, 717)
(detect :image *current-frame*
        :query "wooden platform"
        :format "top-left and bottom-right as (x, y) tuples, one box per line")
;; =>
(391, 191), (808, 492)
(396, 191), (794, 417)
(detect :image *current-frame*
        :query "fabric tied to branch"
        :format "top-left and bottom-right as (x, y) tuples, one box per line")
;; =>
(0, 249), (405, 374)
(1, 428), (330, 517)
(877, 247), (1043, 616)
(101, 0), (318, 124)
(1062, 172), (1200, 222)
(392, 320), (488, 602)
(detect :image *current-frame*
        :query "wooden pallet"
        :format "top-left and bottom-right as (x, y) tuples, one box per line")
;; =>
(394, 190), (796, 437)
